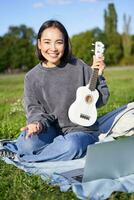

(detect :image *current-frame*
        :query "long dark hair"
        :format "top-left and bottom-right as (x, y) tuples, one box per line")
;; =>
(36, 19), (72, 63)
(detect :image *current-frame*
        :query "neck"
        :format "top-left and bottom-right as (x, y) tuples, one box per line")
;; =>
(43, 60), (60, 68)
(42, 62), (56, 68)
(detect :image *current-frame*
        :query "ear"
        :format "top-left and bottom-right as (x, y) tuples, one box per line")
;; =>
(38, 39), (41, 49)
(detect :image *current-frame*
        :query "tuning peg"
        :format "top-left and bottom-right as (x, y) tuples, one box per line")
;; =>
(91, 49), (94, 52)
(92, 43), (95, 46)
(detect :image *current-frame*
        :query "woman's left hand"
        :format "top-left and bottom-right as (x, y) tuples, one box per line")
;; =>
(91, 55), (105, 75)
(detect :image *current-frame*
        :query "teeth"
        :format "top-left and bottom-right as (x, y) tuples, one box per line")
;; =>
(49, 54), (58, 57)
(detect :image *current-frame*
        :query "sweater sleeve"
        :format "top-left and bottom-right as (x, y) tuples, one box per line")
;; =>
(96, 75), (110, 108)
(23, 75), (55, 129)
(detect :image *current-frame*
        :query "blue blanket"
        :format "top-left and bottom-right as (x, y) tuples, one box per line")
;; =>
(1, 102), (134, 200)
(1, 147), (134, 200)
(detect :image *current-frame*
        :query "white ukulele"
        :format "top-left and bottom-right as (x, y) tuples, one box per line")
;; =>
(68, 41), (105, 127)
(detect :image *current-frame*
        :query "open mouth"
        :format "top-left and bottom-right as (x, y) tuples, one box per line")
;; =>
(49, 53), (59, 58)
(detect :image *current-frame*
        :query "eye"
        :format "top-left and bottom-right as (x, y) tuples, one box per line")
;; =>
(56, 40), (64, 45)
(44, 41), (50, 44)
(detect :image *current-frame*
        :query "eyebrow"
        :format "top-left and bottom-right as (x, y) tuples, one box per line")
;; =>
(42, 39), (64, 42)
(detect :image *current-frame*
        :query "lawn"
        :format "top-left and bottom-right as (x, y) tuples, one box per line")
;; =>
(0, 67), (134, 200)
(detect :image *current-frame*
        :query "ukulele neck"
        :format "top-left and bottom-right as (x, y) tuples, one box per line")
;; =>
(88, 68), (99, 91)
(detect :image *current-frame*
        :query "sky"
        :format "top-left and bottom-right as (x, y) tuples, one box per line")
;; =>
(0, 0), (134, 37)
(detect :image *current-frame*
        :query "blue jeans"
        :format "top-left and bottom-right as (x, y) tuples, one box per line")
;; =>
(5, 127), (99, 162)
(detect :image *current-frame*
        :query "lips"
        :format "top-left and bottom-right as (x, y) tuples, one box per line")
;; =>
(48, 53), (59, 58)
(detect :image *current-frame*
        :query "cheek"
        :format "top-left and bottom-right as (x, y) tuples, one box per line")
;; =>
(38, 41), (47, 51)
(60, 45), (65, 54)
(40, 46), (48, 54)
(40, 47), (48, 58)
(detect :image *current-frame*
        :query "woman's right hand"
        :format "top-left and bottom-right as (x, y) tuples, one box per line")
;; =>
(20, 122), (43, 139)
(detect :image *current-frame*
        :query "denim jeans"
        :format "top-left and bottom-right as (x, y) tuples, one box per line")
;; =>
(5, 126), (99, 162)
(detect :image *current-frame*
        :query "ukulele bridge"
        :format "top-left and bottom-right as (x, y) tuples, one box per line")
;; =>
(80, 114), (90, 120)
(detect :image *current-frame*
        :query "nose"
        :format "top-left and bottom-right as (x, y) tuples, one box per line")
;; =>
(50, 43), (57, 51)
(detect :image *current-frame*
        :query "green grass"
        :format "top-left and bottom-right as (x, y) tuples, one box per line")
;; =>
(0, 68), (134, 200)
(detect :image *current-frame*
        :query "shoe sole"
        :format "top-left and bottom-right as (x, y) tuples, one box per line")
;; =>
(0, 149), (16, 159)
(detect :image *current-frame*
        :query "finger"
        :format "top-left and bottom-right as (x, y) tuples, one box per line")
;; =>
(36, 123), (42, 131)
(92, 62), (101, 68)
(35, 124), (39, 130)
(28, 126), (38, 135)
(20, 127), (25, 131)
(25, 133), (31, 139)
(97, 56), (105, 60)
(20, 127), (27, 131)
(25, 131), (33, 139)
(28, 125), (37, 133)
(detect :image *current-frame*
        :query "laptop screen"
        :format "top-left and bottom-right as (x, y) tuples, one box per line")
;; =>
(83, 136), (134, 182)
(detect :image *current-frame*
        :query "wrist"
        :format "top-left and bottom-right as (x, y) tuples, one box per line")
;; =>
(98, 70), (103, 76)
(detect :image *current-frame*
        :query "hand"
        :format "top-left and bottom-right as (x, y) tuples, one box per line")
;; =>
(91, 55), (105, 75)
(20, 122), (43, 139)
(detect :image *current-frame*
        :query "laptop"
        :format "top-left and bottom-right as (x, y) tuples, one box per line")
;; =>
(61, 135), (134, 183)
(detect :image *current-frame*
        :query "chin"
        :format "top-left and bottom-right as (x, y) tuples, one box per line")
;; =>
(50, 58), (60, 64)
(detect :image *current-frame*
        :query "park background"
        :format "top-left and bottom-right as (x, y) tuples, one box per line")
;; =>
(0, 0), (134, 200)
(0, 0), (134, 72)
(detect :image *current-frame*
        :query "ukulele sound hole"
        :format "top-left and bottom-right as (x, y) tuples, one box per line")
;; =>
(85, 95), (93, 104)
(80, 114), (90, 120)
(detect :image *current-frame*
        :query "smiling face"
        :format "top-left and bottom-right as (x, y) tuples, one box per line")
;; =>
(38, 27), (65, 67)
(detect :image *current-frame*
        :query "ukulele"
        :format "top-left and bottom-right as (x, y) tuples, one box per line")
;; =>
(68, 41), (105, 127)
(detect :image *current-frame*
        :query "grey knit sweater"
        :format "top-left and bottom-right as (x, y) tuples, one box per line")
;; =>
(24, 57), (110, 134)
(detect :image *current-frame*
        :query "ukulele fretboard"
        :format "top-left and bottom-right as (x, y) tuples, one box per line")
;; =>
(88, 68), (99, 91)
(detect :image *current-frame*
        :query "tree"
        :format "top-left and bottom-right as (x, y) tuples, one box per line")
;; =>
(7, 25), (36, 43)
(122, 14), (132, 58)
(71, 31), (93, 64)
(0, 25), (37, 72)
(104, 3), (117, 35)
(104, 3), (123, 65)
(71, 28), (104, 64)
(105, 44), (122, 66)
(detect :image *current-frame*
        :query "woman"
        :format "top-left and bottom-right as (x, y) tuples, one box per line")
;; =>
(0, 20), (109, 162)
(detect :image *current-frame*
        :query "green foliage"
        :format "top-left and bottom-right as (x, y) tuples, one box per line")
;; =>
(71, 31), (93, 64)
(103, 4), (123, 66)
(104, 3), (117, 35)
(0, 25), (38, 72)
(0, 70), (134, 199)
(71, 28), (105, 64)
(131, 35), (134, 54)
(8, 25), (36, 43)
(120, 55), (134, 66)
(105, 44), (122, 66)
(70, 2), (134, 66)
(122, 14), (132, 58)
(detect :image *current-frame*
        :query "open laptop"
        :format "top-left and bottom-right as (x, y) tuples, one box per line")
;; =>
(60, 135), (134, 183)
